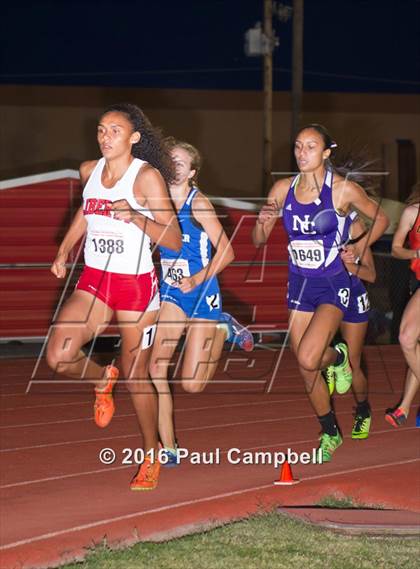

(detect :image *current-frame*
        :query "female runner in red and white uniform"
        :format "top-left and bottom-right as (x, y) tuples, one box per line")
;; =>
(386, 183), (420, 427)
(47, 103), (181, 490)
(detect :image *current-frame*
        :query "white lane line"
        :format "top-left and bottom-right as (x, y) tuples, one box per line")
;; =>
(0, 382), (405, 399)
(2, 389), (401, 413)
(0, 413), (135, 429)
(1, 433), (139, 454)
(1, 400), (90, 411)
(0, 382), (288, 398)
(0, 411), (317, 454)
(0, 396), (310, 429)
(0, 465), (131, 489)
(1, 426), (417, 490)
(0, 393), (37, 397)
(2, 402), (418, 454)
(1, 457), (418, 551)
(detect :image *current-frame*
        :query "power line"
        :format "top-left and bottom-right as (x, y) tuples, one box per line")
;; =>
(0, 67), (419, 86)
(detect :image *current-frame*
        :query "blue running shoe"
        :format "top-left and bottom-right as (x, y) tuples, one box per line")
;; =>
(220, 312), (254, 352)
(159, 442), (180, 468)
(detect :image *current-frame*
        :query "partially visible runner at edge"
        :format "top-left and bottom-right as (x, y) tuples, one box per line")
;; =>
(323, 212), (376, 440)
(386, 182), (420, 427)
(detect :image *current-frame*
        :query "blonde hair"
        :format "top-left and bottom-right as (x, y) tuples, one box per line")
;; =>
(164, 137), (202, 187)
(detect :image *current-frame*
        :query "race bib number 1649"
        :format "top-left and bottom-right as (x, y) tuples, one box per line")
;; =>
(289, 240), (325, 269)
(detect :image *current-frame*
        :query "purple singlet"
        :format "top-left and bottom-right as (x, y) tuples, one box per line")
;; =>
(283, 170), (347, 278)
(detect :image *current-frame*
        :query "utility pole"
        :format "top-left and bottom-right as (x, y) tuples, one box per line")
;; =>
(291, 0), (304, 164)
(244, 3), (290, 195)
(263, 0), (273, 195)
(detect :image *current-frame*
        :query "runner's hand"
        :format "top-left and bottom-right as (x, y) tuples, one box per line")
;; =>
(111, 199), (137, 223)
(179, 276), (198, 293)
(51, 253), (67, 279)
(340, 245), (356, 263)
(257, 202), (278, 224)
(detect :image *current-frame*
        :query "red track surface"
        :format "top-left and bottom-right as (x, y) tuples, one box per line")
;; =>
(0, 345), (419, 569)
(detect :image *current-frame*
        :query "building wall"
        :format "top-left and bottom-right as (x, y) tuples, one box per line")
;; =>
(0, 86), (419, 198)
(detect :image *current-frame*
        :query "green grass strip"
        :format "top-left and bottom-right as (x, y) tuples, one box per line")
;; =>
(62, 511), (419, 569)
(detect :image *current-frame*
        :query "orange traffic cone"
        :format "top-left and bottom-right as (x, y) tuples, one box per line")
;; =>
(274, 461), (300, 485)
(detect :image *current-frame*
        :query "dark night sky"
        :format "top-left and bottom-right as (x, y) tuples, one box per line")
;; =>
(1, 0), (419, 93)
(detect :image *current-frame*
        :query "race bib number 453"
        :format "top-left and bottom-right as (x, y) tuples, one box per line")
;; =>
(288, 239), (325, 269)
(161, 259), (190, 285)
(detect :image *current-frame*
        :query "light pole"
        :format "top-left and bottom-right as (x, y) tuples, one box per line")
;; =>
(291, 0), (304, 158)
(263, 0), (273, 195)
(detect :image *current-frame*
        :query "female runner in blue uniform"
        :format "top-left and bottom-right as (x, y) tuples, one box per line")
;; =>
(253, 124), (388, 462)
(149, 138), (253, 463)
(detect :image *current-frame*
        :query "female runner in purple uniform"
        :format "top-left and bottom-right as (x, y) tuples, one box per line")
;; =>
(324, 213), (376, 440)
(253, 124), (388, 462)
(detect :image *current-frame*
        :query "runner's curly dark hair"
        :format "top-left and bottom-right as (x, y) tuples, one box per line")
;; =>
(101, 103), (175, 186)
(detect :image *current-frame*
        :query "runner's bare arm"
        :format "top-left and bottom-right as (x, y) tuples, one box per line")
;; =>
(113, 165), (181, 251)
(252, 178), (290, 247)
(339, 182), (389, 247)
(178, 194), (234, 293)
(392, 205), (418, 261)
(341, 218), (376, 283)
(50, 161), (94, 278)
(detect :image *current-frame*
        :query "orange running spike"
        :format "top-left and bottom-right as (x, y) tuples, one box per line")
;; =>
(94, 365), (119, 428)
(130, 457), (161, 491)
